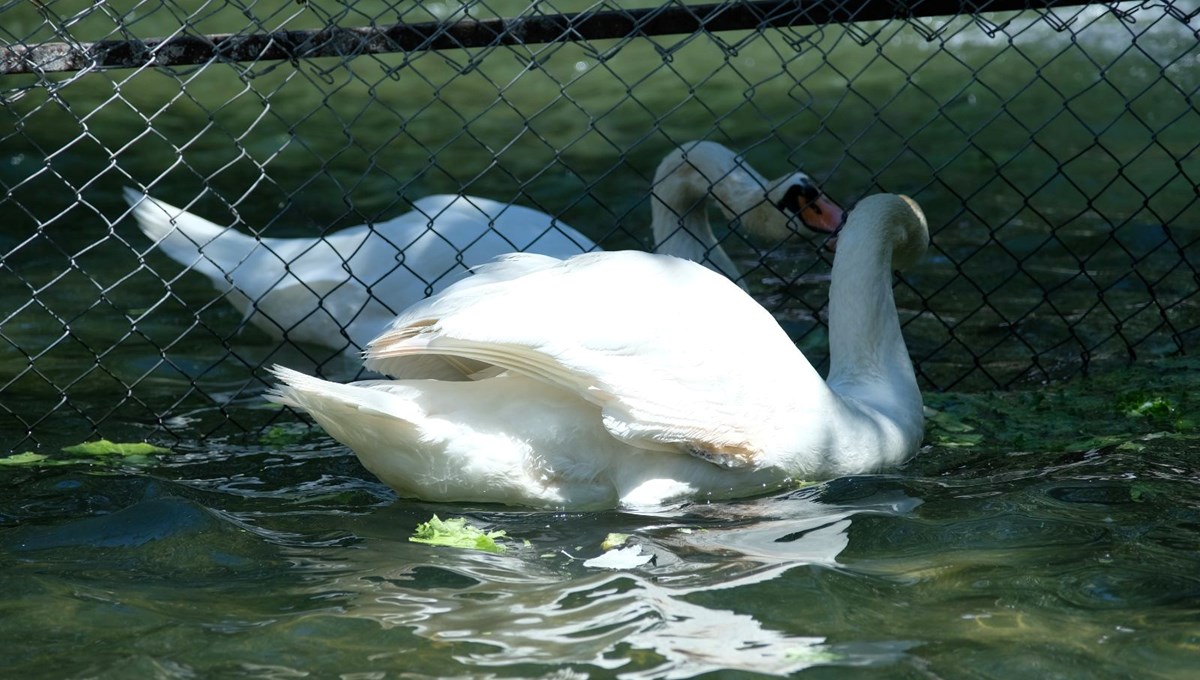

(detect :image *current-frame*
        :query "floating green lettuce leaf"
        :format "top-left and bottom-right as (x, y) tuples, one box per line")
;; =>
(783, 646), (842, 663)
(1119, 392), (1176, 421)
(409, 515), (506, 553)
(61, 439), (171, 457)
(0, 441), (170, 469)
(924, 402), (985, 447)
(1130, 481), (1160, 503)
(0, 452), (62, 467)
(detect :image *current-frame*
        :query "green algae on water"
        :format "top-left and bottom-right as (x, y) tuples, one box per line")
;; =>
(923, 357), (1200, 454)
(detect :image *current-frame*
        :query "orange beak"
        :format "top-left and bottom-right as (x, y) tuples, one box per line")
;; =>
(799, 195), (845, 235)
(798, 194), (844, 253)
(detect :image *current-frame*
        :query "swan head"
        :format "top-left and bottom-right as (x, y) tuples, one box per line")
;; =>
(766, 173), (846, 237)
(844, 194), (929, 271)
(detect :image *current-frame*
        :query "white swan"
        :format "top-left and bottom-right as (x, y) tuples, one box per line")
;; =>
(125, 141), (843, 353)
(267, 193), (927, 510)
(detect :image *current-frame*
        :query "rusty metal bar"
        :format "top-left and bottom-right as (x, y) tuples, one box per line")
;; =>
(0, 0), (1112, 75)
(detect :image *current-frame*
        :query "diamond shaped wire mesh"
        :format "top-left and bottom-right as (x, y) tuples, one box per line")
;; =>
(1, 0), (1198, 452)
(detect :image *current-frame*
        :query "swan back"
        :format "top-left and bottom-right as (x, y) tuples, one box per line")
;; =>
(366, 250), (830, 464)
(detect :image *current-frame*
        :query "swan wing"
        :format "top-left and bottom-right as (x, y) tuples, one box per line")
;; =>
(366, 251), (825, 466)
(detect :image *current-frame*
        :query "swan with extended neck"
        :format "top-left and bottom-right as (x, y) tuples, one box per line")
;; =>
(125, 141), (842, 353)
(268, 193), (927, 510)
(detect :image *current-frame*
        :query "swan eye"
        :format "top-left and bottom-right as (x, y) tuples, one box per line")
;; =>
(775, 180), (822, 215)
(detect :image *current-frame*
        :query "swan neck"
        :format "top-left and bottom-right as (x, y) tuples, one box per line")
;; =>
(825, 224), (918, 409)
(651, 145), (770, 282)
(651, 195), (737, 274)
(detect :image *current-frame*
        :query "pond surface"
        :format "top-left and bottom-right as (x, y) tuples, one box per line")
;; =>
(2, 2), (1199, 678)
(3, 2), (1198, 449)
(3, 363), (1200, 678)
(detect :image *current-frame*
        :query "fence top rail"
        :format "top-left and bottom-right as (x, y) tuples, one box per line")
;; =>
(1, 0), (1129, 76)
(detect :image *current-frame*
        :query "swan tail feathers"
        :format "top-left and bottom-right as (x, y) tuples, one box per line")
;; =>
(267, 365), (424, 425)
(123, 187), (258, 285)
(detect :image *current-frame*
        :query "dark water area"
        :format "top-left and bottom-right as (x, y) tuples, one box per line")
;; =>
(2, 409), (1198, 678)
(2, 2), (1199, 677)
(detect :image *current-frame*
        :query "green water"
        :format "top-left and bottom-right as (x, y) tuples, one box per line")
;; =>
(2, 1), (1200, 677)
(3, 360), (1199, 678)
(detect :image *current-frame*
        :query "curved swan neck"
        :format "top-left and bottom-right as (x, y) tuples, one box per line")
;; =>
(651, 143), (775, 282)
(825, 211), (920, 415)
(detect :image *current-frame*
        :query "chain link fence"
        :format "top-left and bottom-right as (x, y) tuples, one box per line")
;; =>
(1, 0), (1198, 451)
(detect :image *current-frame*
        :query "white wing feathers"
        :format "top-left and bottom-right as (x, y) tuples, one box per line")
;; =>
(365, 251), (826, 465)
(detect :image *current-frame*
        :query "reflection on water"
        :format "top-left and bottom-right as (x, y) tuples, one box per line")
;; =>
(1, 428), (1199, 678)
(304, 491), (916, 677)
(1, 476), (915, 677)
